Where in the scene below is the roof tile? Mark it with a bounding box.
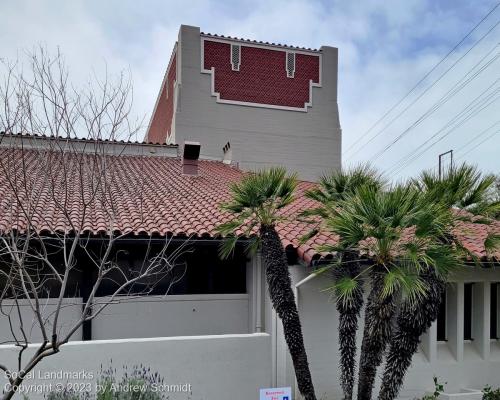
[0,147,498,263]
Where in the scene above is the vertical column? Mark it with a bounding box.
[473,282,490,359]
[255,251,263,333]
[81,258,92,341]
[447,282,464,361]
[421,321,437,362]
[247,254,255,333]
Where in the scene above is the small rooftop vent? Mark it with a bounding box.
[182,141,201,175]
[222,141,232,164]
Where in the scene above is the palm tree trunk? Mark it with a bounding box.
[334,253,364,400]
[357,268,396,400]
[260,224,316,400]
[378,272,445,400]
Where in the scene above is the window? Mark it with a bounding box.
[464,283,474,340]
[492,283,499,340]
[230,44,241,71]
[286,52,295,78]
[437,289,447,341]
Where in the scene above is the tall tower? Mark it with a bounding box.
[146,25,342,181]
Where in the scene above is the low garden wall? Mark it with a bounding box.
[0,333,272,400]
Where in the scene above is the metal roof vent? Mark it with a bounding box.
[182,141,201,175]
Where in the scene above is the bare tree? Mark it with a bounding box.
[0,48,189,400]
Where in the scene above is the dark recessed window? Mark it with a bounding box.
[437,289,447,341]
[464,283,474,341]
[491,283,499,340]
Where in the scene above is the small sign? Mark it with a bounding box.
[259,387,292,400]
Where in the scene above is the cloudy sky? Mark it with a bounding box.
[1,0,499,180]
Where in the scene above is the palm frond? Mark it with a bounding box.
[484,233,500,256]
[326,276,361,307]
[215,218,244,236]
[244,235,261,255]
[218,234,240,259]
[299,228,320,245]
[216,167,298,247]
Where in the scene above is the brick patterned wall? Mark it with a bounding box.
[147,52,177,143]
[203,40,320,109]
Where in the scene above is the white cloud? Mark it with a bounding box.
[0,0,498,180]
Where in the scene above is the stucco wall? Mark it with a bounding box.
[173,25,342,182]
[92,294,250,339]
[0,298,83,344]
[0,333,272,400]
[0,295,250,345]
[286,265,500,400]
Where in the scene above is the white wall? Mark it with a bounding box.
[0,294,250,344]
[0,298,83,344]
[92,294,249,339]
[0,333,271,400]
[285,265,500,400]
[174,25,342,182]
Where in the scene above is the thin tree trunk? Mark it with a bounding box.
[357,268,396,400]
[334,253,364,400]
[378,272,445,400]
[260,225,316,400]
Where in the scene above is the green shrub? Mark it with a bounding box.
[44,364,167,400]
[415,377,446,400]
[96,364,164,400]
[483,386,500,400]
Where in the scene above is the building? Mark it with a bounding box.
[0,26,499,400]
[146,25,342,182]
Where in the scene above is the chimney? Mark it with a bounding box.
[222,142,232,165]
[182,141,201,175]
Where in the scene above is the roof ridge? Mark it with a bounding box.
[0,131,178,147]
[200,32,321,52]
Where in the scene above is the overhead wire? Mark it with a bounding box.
[387,81,500,174]
[343,2,500,160]
[368,42,500,163]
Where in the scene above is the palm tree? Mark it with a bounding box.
[378,271,446,400]
[323,184,458,400]
[301,165,382,400]
[415,163,500,218]
[216,167,317,400]
[377,164,500,400]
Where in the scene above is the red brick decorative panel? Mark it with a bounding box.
[202,40,320,110]
[146,51,177,144]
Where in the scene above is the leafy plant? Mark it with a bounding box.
[483,386,500,400]
[415,376,446,400]
[216,167,317,400]
[44,364,168,400]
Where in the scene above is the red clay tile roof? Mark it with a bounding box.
[200,32,320,52]
[0,146,498,264]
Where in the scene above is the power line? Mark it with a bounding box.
[390,86,500,174]
[455,125,500,161]
[454,120,500,154]
[387,80,500,174]
[368,44,500,163]
[348,18,500,160]
[343,2,500,158]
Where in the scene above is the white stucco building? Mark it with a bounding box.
[146,25,342,182]
[0,25,499,400]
